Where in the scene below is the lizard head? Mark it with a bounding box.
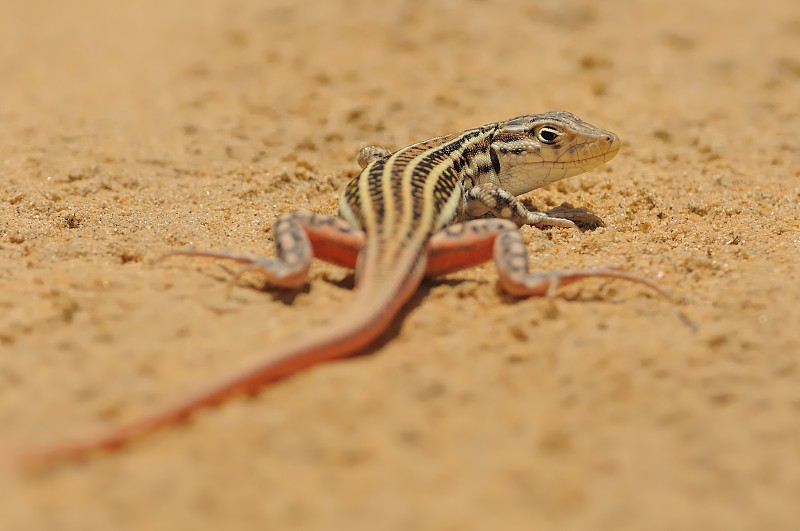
[489,111,621,195]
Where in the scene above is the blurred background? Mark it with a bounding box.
[2,1,799,530]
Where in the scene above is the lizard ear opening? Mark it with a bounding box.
[489,146,501,174]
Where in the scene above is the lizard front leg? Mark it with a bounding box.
[164,212,364,287]
[464,182,603,229]
[425,219,670,299]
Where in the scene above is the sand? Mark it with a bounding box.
[2,0,799,529]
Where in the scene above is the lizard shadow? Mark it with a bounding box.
[317,274,477,358]
[364,278,466,354]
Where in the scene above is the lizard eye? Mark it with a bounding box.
[536,126,561,144]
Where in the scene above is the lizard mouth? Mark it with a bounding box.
[543,142,621,170]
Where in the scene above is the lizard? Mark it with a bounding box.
[18,111,669,467]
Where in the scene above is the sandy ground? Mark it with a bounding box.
[1,0,799,529]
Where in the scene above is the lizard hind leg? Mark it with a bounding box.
[162,212,364,289]
[493,228,672,299]
[356,145,392,169]
[424,218,671,299]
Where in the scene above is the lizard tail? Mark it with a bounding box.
[15,249,427,469]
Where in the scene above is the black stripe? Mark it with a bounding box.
[490,148,501,174]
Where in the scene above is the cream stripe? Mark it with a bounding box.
[356,160,376,232]
[378,148,407,238]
